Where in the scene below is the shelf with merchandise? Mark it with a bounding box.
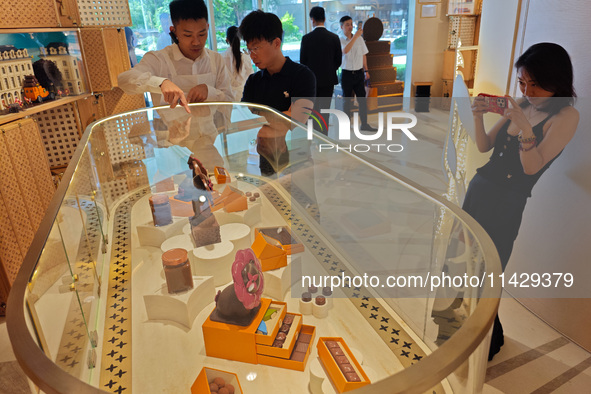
[0,29,90,124]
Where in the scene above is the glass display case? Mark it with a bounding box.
[7,102,501,393]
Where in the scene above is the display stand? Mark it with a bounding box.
[137,217,188,248]
[143,276,215,329]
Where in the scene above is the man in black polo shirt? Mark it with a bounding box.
[239,10,316,175]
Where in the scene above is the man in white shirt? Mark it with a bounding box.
[118,0,232,112]
[339,16,376,131]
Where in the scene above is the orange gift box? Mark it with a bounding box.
[317,337,370,393]
[202,298,271,364]
[214,166,230,184]
[251,232,288,271]
[257,325,316,371]
[191,367,243,394]
[256,313,302,359]
[254,226,304,255]
[255,301,287,346]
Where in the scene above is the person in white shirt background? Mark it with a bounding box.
[222,25,254,101]
[118,0,232,112]
[156,13,173,51]
[118,0,232,170]
[339,15,376,132]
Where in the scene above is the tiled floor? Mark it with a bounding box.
[2,107,589,393]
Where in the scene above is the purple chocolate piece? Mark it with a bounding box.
[322,286,332,296]
[308,285,318,294]
[345,372,361,382]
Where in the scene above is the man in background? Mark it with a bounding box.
[300,6,341,134]
[339,15,376,132]
[239,10,315,175]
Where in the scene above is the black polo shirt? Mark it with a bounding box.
[241,56,316,112]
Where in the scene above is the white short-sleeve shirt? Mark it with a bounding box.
[340,35,368,71]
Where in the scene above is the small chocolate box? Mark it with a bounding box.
[317,337,370,393]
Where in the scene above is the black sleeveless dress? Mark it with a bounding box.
[462,115,557,269]
[462,114,558,360]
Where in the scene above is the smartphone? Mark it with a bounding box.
[478,93,508,115]
[357,21,363,30]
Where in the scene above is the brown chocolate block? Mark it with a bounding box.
[283,314,294,325]
[298,333,312,344]
[329,347,344,356]
[290,351,306,362]
[335,355,350,364]
[280,323,291,333]
[295,342,308,353]
[345,372,361,382]
[339,363,355,374]
[276,332,287,341]
[325,340,339,348]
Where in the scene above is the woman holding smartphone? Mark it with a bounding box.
[466,42,579,360]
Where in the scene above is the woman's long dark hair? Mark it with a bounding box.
[515,42,576,114]
[227,26,242,73]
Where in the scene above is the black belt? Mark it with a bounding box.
[342,68,364,74]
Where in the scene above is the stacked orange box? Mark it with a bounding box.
[317,337,370,392]
[191,367,243,394]
[202,298,316,371]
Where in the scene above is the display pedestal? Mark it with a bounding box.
[219,223,251,250]
[136,217,187,247]
[262,256,299,300]
[143,276,215,329]
[192,240,235,286]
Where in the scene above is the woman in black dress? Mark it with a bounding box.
[465,42,579,360]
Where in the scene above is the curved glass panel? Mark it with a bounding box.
[9,103,501,394]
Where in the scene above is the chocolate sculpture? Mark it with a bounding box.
[210,249,264,326]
